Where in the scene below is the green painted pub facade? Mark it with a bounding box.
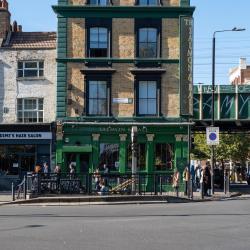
[53,0,195,185]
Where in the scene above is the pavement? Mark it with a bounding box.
[0,190,242,206]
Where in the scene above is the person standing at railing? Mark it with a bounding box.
[54,165,61,191]
[69,163,76,179]
[172,169,180,197]
[42,162,49,179]
[93,168,101,192]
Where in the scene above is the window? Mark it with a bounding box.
[127,143,146,171]
[99,143,119,171]
[88,80,107,115]
[17,98,43,123]
[89,27,108,57]
[155,143,174,171]
[139,28,157,58]
[138,0,158,5]
[139,81,157,115]
[18,61,44,78]
[89,0,109,5]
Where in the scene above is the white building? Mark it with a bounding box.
[0,0,56,182]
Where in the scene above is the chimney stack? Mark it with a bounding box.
[0,0,10,40]
[239,58,247,70]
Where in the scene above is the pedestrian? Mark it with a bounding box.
[195,164,201,191]
[69,163,75,179]
[93,168,101,191]
[42,162,49,178]
[182,166,190,196]
[204,164,211,196]
[103,164,110,186]
[172,169,180,197]
[54,165,61,191]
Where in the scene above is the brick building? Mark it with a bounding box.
[53,0,195,188]
[229,58,250,85]
[0,0,56,182]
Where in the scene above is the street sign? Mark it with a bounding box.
[206,127,219,145]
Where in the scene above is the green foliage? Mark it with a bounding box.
[191,133,250,165]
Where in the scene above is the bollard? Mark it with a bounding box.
[12,182,15,201]
[154,174,157,195]
[138,175,141,195]
[226,170,230,195]
[159,176,163,195]
[224,170,227,194]
[24,175,27,200]
[190,177,193,200]
[200,181,204,199]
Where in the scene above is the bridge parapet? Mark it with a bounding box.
[193,85,250,121]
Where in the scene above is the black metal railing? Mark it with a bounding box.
[23,172,192,198]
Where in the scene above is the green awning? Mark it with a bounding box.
[62,145,92,153]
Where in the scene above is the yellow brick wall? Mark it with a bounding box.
[113,0,135,6]
[67,18,85,58]
[162,0,180,6]
[162,18,179,59]
[161,63,180,117]
[68,0,86,4]
[67,63,85,117]
[112,19,135,58]
[112,63,134,117]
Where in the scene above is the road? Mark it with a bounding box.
[0,196,250,250]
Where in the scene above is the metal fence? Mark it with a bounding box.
[22,172,192,197]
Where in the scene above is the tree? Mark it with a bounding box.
[191,133,250,166]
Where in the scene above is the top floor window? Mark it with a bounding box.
[89,27,108,57]
[138,0,159,5]
[18,61,44,78]
[139,28,157,58]
[89,0,109,6]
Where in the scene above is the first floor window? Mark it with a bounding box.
[139,81,157,115]
[127,143,146,171]
[99,143,119,171]
[18,61,44,78]
[88,80,107,115]
[89,0,109,5]
[17,98,43,123]
[155,143,174,171]
[138,0,158,5]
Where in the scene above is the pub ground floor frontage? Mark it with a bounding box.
[56,123,190,190]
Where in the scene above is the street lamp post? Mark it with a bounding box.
[211,27,245,195]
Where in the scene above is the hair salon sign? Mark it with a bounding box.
[0,132,52,140]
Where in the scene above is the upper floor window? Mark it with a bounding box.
[138,0,159,5]
[88,80,107,115]
[17,98,43,123]
[89,0,109,5]
[89,27,108,57]
[139,28,157,58]
[18,61,44,78]
[138,81,157,115]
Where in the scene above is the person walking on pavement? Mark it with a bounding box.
[172,169,180,197]
[183,166,190,196]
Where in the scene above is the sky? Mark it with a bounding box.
[7,0,250,85]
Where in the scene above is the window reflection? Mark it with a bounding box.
[155,143,174,171]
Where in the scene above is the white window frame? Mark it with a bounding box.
[17,98,44,123]
[17,61,44,78]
